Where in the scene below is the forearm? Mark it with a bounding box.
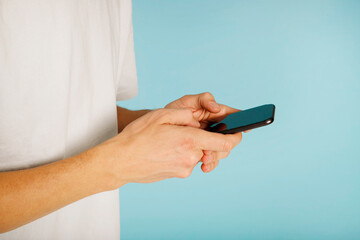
[0,148,119,233]
[116,106,151,133]
[0,106,149,233]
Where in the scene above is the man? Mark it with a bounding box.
[0,0,242,239]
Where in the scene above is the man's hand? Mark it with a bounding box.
[165,92,244,173]
[93,108,242,187]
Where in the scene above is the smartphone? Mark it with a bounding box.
[207,104,275,134]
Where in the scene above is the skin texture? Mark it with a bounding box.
[0,92,243,233]
[0,150,110,233]
[118,92,245,173]
[96,107,242,186]
[164,92,244,173]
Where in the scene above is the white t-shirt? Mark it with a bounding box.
[0,0,137,239]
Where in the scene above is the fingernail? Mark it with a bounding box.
[210,101,220,110]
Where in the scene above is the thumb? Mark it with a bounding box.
[198,93,221,113]
[155,108,200,128]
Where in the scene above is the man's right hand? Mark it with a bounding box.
[92,108,242,190]
[0,108,242,233]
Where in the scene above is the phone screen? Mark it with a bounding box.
[208,104,275,134]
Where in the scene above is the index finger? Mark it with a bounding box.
[191,128,243,152]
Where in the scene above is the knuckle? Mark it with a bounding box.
[187,154,199,165]
[202,92,214,99]
[179,156,192,168]
[180,154,198,168]
[177,169,192,179]
[222,141,233,152]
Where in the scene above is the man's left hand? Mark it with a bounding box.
[165,92,244,174]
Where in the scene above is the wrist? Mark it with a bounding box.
[117,107,152,133]
[80,142,127,192]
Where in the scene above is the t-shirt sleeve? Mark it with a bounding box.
[115,22,138,101]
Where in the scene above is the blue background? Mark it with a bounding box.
[117,1,360,239]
